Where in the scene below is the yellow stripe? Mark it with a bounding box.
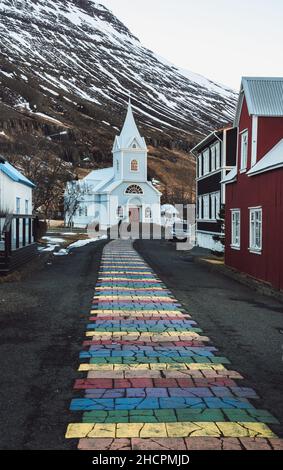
[78,363,225,372]
[66,422,276,439]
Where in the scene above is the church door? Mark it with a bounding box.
[129,207,140,223]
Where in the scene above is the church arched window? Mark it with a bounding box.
[130,159,139,172]
[125,184,143,195]
[145,207,152,219]
[117,206,124,218]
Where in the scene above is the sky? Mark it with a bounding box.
[100,0,283,90]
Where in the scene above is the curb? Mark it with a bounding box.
[195,256,283,304]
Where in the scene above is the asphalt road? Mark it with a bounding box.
[0,239,107,450]
[1,238,282,450]
[134,239,283,437]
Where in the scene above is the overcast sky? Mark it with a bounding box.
[100,0,283,90]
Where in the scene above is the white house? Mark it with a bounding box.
[65,101,161,229]
[0,157,34,215]
[0,157,35,269]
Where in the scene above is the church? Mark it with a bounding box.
[65,101,161,229]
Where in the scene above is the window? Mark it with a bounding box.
[210,194,216,220]
[231,210,241,248]
[130,159,139,172]
[240,131,248,170]
[25,200,29,214]
[125,184,143,194]
[198,196,203,219]
[203,149,210,175]
[210,145,216,172]
[145,207,152,219]
[203,195,209,219]
[84,206,88,217]
[16,197,21,214]
[79,206,83,217]
[117,206,124,218]
[116,160,119,171]
[215,192,220,219]
[215,142,221,169]
[198,154,204,177]
[249,208,262,252]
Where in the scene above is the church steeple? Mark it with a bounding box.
[114,100,147,151]
[112,100,148,182]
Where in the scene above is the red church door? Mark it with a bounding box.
[129,207,140,223]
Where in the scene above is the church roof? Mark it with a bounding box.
[114,100,147,150]
[84,167,114,181]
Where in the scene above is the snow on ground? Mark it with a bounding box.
[68,236,107,250]
[42,236,66,243]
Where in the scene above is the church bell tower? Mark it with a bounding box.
[112,100,148,182]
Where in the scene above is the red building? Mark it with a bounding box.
[224,77,283,291]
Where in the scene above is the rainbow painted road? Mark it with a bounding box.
[65,240,283,451]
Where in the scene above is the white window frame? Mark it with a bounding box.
[145,207,152,219]
[210,193,216,220]
[117,206,124,218]
[203,149,210,175]
[231,209,241,249]
[249,207,262,253]
[203,194,210,220]
[198,196,203,219]
[16,197,21,214]
[240,130,248,171]
[215,192,220,220]
[198,154,202,178]
[130,159,139,172]
[215,142,221,169]
[210,144,216,172]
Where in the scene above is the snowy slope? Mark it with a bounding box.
[0,0,237,138]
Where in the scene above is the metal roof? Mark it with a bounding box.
[0,159,35,188]
[234,77,283,125]
[247,138,283,176]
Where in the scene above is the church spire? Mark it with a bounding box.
[117,100,146,150]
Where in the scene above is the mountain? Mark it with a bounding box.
[0,0,238,202]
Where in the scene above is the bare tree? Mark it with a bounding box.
[9,152,76,220]
[64,181,83,227]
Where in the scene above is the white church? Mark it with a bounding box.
[65,101,161,229]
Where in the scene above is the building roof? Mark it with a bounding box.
[113,100,147,151]
[0,158,35,188]
[234,77,283,125]
[221,167,237,185]
[84,167,114,183]
[191,127,231,154]
[247,138,283,176]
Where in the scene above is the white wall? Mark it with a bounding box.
[0,171,33,214]
[69,181,161,230]
[197,231,224,253]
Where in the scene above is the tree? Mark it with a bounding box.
[8,152,76,220]
[64,181,84,227]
